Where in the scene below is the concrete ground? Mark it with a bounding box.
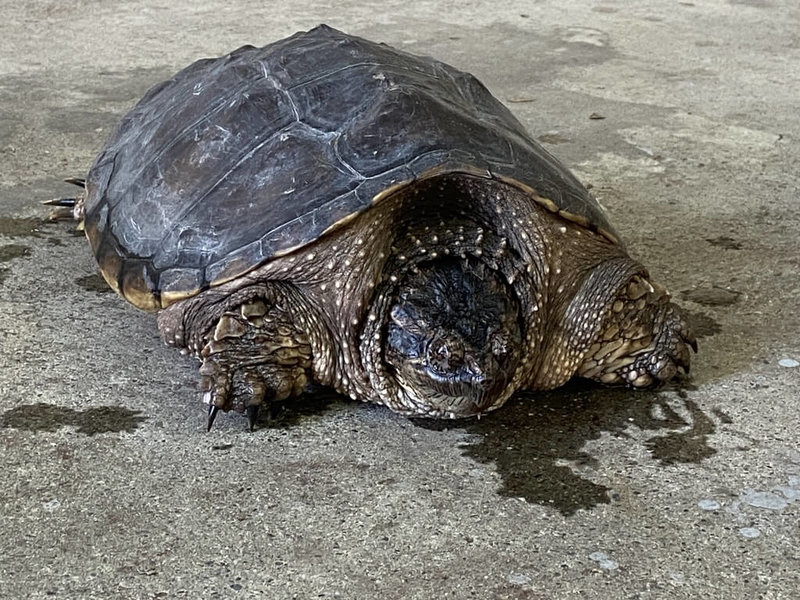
[1,1,799,598]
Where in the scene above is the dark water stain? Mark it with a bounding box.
[0,244,30,262]
[0,217,46,237]
[0,403,146,435]
[0,244,32,285]
[538,132,571,145]
[712,407,733,424]
[683,309,722,338]
[413,381,719,516]
[680,286,741,306]
[705,236,742,250]
[644,399,716,464]
[75,273,113,293]
[729,0,771,6]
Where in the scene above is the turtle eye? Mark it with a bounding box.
[431,339,450,363]
[426,337,463,375]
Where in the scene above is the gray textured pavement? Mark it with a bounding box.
[1,1,799,598]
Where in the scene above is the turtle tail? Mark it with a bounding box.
[43,177,87,227]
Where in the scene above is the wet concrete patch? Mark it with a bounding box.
[683,309,722,338]
[680,286,741,306]
[0,243,31,285]
[729,0,771,6]
[645,398,717,464]
[75,273,113,294]
[0,244,30,262]
[706,235,743,249]
[0,217,46,237]
[538,132,571,144]
[413,382,719,516]
[0,403,146,435]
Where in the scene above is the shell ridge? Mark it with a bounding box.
[263,68,301,122]
[285,61,382,91]
[332,134,366,180]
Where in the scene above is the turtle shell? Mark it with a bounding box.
[84,24,617,311]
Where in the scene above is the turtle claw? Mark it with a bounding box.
[246,405,260,431]
[199,351,276,431]
[207,405,220,431]
[244,375,267,431]
[64,176,86,188]
[42,197,77,207]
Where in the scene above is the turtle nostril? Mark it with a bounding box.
[490,333,509,357]
[427,336,466,373]
[427,339,451,370]
[464,356,488,385]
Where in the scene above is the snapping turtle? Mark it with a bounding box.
[64,25,695,429]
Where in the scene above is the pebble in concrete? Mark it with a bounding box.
[507,573,532,586]
[588,551,619,571]
[740,489,789,511]
[739,527,761,539]
[778,358,799,368]
[698,499,721,511]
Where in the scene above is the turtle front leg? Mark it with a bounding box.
[198,297,313,431]
[577,275,697,388]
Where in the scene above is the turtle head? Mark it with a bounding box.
[384,259,522,417]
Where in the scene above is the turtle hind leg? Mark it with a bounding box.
[43,197,78,221]
[196,297,313,431]
[577,275,696,388]
[44,177,87,223]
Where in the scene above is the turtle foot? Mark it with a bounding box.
[198,348,276,431]
[577,276,696,388]
[196,298,312,431]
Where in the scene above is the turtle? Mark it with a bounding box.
[58,24,696,430]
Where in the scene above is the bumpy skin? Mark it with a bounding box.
[157,175,695,426]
